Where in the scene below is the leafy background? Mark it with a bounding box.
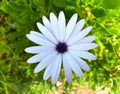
[0,0,120,94]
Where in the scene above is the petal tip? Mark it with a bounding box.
[24,48,27,52]
[89,26,93,29]
[93,36,96,39]
[36,22,41,27]
[42,16,46,19]
[34,69,38,73]
[36,22,39,25]
[43,77,47,81]
[80,19,85,23]
[93,56,97,60]
[50,12,54,16]
[26,34,29,38]
[51,81,56,85]
[74,13,78,18]
[26,60,30,63]
[95,44,98,48]
[60,11,64,14]
[86,67,90,72]
[27,59,32,63]
[67,80,72,84]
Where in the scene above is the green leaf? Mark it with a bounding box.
[108,28,120,35]
[107,41,114,52]
[0,10,4,16]
[52,0,68,8]
[93,0,103,5]
[91,8,106,17]
[0,1,11,13]
[102,0,120,9]
[8,1,26,11]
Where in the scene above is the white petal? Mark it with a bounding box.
[27,49,54,63]
[27,51,50,63]
[69,19,85,40]
[43,61,54,80]
[30,31,45,39]
[27,54,42,63]
[65,53,83,78]
[58,11,66,42]
[42,16,53,33]
[25,46,53,54]
[69,52,90,71]
[77,58,90,71]
[63,53,72,83]
[74,19,85,34]
[34,52,58,73]
[37,22,57,44]
[69,43,98,51]
[65,13,78,41]
[50,12,59,40]
[69,50,97,60]
[78,36,96,43]
[51,54,62,85]
[26,34,55,47]
[67,26,92,45]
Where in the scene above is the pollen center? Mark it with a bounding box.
[56,42,68,54]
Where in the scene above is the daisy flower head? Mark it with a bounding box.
[25,11,98,85]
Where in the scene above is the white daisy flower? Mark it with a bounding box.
[25,11,98,85]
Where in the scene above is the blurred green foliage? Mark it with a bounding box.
[0,0,120,94]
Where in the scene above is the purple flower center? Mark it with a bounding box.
[56,42,68,54]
